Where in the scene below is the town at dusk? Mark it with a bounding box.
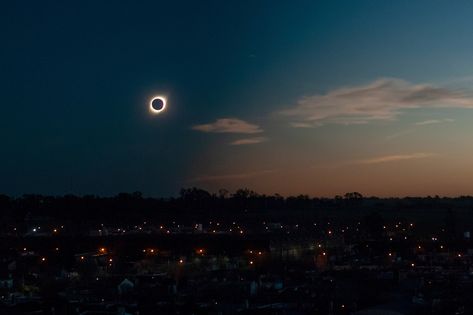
[3,1,473,314]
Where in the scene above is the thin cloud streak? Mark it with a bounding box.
[230,137,267,145]
[187,170,275,183]
[192,118,263,134]
[291,122,322,128]
[386,118,455,140]
[281,78,473,126]
[354,153,436,165]
[385,129,415,141]
[414,118,454,126]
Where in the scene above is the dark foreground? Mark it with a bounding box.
[2,193,473,314]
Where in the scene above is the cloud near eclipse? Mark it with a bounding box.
[192,118,263,134]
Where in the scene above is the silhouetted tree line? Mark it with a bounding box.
[0,188,472,224]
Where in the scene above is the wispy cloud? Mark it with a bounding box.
[187,169,275,183]
[386,118,455,140]
[355,153,436,165]
[414,118,454,126]
[291,122,321,128]
[230,137,267,145]
[281,78,473,127]
[385,129,415,141]
[192,118,263,134]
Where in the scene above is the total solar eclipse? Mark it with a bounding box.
[149,96,167,114]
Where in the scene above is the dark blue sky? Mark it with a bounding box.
[3,1,473,197]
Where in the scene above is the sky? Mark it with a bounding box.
[2,0,473,197]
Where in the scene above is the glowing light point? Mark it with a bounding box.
[149,96,167,114]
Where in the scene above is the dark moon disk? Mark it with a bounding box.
[151,98,164,111]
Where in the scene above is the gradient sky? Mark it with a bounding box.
[2,0,473,197]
